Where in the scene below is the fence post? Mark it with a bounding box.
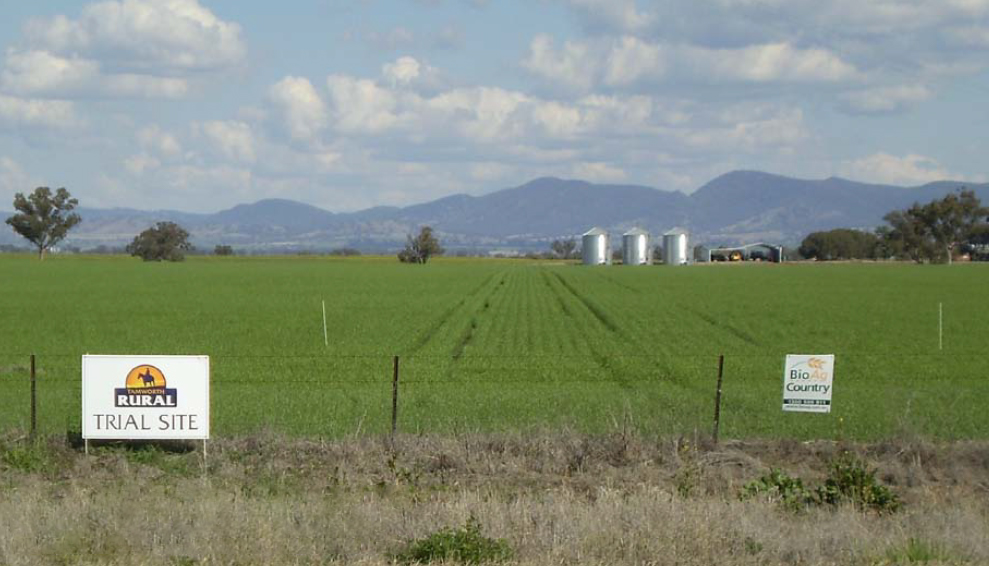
[30,354,37,440]
[712,354,724,444]
[391,355,400,438]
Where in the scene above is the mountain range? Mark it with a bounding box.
[2,171,987,252]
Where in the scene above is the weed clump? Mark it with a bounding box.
[0,440,63,476]
[742,453,900,514]
[394,516,513,565]
[815,453,900,514]
[741,469,814,511]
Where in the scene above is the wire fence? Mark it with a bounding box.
[1,352,986,440]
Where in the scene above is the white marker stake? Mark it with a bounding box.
[939,302,943,351]
[322,299,329,348]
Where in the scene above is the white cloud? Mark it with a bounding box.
[578,94,657,130]
[382,56,421,85]
[0,94,78,130]
[840,153,965,185]
[268,76,327,142]
[603,36,665,86]
[200,120,255,163]
[24,0,246,71]
[1,49,189,98]
[530,101,583,137]
[838,85,932,114]
[522,35,597,91]
[123,153,161,174]
[571,161,628,183]
[684,107,809,151]
[523,36,857,91]
[684,42,858,82]
[126,124,183,176]
[326,75,400,134]
[423,87,528,141]
[0,156,34,195]
[137,125,182,157]
[0,0,243,101]
[1,50,97,94]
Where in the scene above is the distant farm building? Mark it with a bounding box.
[699,243,784,263]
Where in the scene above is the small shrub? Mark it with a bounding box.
[741,469,813,511]
[741,455,901,514]
[815,453,901,513]
[394,516,513,565]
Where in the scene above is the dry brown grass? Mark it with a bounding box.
[1,430,987,565]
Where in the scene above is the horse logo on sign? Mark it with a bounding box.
[114,365,178,407]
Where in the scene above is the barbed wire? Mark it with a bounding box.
[0,351,983,359]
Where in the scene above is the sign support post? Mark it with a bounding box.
[939,302,943,351]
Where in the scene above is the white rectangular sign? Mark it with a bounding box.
[82,355,210,439]
[782,354,834,413]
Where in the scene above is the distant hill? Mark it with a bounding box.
[2,171,987,251]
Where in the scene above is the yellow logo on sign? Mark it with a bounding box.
[115,365,177,407]
[125,365,166,389]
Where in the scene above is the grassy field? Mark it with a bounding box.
[1,254,986,439]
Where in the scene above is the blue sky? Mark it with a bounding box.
[1,0,987,213]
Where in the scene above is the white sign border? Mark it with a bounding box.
[82,354,210,440]
[782,354,835,414]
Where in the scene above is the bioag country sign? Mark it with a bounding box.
[782,354,835,413]
[82,355,209,440]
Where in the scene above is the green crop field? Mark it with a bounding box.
[1,254,986,440]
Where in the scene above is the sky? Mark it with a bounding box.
[0,0,988,213]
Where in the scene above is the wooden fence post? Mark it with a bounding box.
[391,355,400,438]
[712,354,724,444]
[30,354,37,440]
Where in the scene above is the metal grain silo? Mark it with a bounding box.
[582,227,611,265]
[662,229,690,265]
[622,228,650,265]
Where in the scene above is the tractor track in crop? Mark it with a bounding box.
[685,306,760,346]
[543,272,631,389]
[450,274,505,361]
[588,270,642,293]
[550,272,623,335]
[406,273,499,355]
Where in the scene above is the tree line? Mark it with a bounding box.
[4,186,445,263]
[7,185,988,264]
[799,189,989,262]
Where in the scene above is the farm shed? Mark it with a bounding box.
[700,243,784,263]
